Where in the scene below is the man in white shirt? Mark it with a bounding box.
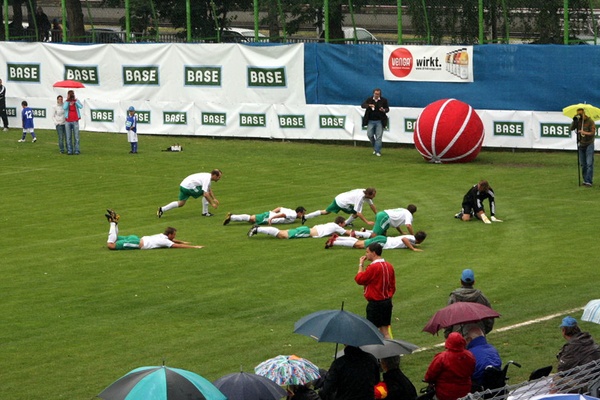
[248,216,356,239]
[325,232,426,251]
[303,188,377,226]
[223,206,306,226]
[105,209,203,250]
[363,205,416,238]
[157,169,221,218]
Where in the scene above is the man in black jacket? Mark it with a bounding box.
[320,345,380,400]
[361,88,389,157]
[0,79,8,131]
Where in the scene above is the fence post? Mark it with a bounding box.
[397,0,402,44]
[186,0,191,42]
[478,0,484,43]
[564,0,569,44]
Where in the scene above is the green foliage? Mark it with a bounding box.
[1,131,599,399]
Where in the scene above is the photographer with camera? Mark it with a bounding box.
[63,90,83,155]
[361,88,389,157]
[570,108,596,187]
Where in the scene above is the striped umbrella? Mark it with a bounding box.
[582,299,600,324]
[98,366,226,400]
[254,355,321,386]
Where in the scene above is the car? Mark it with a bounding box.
[221,27,268,43]
[342,27,379,42]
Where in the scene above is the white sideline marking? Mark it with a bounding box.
[413,307,584,353]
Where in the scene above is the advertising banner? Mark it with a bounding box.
[383,45,473,82]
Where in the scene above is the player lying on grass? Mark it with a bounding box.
[223,206,306,226]
[105,209,203,250]
[247,215,369,239]
[325,231,427,251]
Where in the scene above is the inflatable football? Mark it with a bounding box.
[413,98,484,163]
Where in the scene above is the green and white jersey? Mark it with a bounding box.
[140,233,174,249]
[384,208,413,228]
[313,222,347,238]
[383,235,415,250]
[335,188,372,213]
[180,172,211,194]
[269,207,297,224]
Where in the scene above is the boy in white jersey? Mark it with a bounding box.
[303,188,377,226]
[325,232,427,251]
[223,206,306,226]
[248,216,364,239]
[158,169,221,218]
[105,209,203,250]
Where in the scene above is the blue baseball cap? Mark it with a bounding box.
[560,316,578,328]
[461,269,475,284]
[128,106,135,112]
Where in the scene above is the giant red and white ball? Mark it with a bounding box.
[413,98,484,163]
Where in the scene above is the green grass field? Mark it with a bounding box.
[1,129,599,399]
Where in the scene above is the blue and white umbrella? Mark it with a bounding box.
[582,299,600,324]
[255,355,321,386]
[98,365,226,400]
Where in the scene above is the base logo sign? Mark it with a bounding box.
[540,123,570,138]
[65,65,99,85]
[278,115,305,128]
[319,115,345,129]
[8,63,40,82]
[202,112,226,126]
[91,109,114,122]
[164,112,187,125]
[239,113,266,127]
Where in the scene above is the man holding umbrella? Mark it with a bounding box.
[570,108,596,187]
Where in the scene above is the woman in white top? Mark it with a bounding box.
[52,95,66,154]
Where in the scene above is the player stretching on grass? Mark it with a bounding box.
[247,215,365,240]
[302,188,377,226]
[223,206,306,226]
[325,232,427,251]
[157,169,221,218]
[105,209,203,250]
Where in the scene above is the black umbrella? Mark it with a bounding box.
[336,339,419,359]
[213,371,287,400]
[293,309,384,347]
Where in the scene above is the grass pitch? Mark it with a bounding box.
[1,130,598,399]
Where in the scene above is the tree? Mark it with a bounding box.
[65,0,86,42]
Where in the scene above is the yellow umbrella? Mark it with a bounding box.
[562,103,600,121]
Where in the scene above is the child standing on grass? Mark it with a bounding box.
[18,101,36,143]
[125,106,138,154]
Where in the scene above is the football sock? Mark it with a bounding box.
[354,230,371,239]
[257,227,279,237]
[202,198,209,214]
[162,201,179,212]
[345,216,356,225]
[107,222,118,243]
[333,237,358,247]
[305,211,321,219]
[232,214,250,222]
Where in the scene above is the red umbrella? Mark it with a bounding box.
[423,302,500,335]
[53,80,85,88]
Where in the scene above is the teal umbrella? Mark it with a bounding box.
[98,365,226,400]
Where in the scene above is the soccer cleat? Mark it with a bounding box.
[157,207,163,218]
[202,212,214,217]
[105,213,113,223]
[301,215,307,225]
[32,137,37,143]
[17,139,25,142]
[106,209,120,223]
[223,212,232,226]
[325,233,339,249]
[454,212,463,219]
[360,227,366,232]
[247,225,259,237]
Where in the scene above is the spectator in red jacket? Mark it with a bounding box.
[424,332,476,400]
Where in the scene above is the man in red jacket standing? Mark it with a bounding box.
[355,242,396,339]
[424,332,476,400]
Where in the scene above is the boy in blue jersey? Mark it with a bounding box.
[18,101,37,143]
[125,106,138,153]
